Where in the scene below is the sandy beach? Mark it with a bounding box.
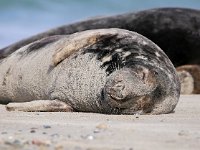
[0,95,199,150]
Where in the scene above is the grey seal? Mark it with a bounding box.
[176,65,200,94]
[0,29,180,114]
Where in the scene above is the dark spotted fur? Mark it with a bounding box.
[84,35,171,76]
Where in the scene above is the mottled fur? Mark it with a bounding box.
[0,29,180,114]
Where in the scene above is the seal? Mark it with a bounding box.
[1,8,200,67]
[176,65,200,94]
[0,29,180,114]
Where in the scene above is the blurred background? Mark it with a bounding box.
[0,0,200,48]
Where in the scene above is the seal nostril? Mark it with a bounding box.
[107,83,126,101]
[114,83,125,89]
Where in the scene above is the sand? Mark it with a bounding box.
[0,95,200,150]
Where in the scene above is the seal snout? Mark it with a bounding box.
[104,69,134,108]
[103,67,158,114]
[106,80,126,101]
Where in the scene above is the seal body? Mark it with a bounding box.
[176,65,200,94]
[0,29,180,114]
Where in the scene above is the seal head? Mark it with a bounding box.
[103,66,157,114]
[77,29,180,115]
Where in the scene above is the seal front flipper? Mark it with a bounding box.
[6,100,73,112]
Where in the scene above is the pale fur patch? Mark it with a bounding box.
[52,32,115,66]
[142,41,148,45]
[102,55,112,63]
[135,55,148,60]
[53,34,100,66]
[115,49,123,52]
[177,70,194,94]
[155,51,161,57]
[122,51,131,58]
